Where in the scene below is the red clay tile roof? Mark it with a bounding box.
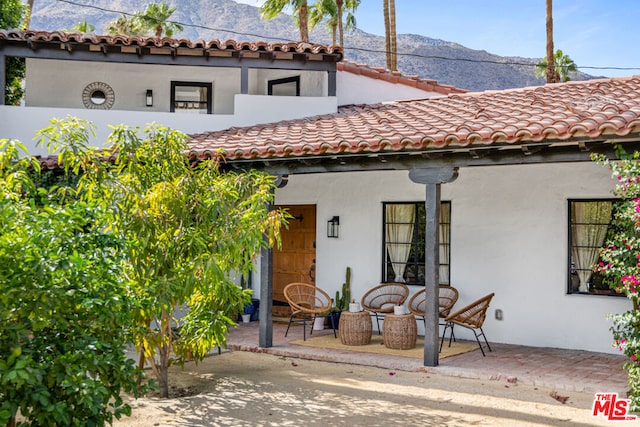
[188,76,640,162]
[338,61,466,95]
[0,29,343,60]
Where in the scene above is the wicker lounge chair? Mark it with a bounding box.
[408,285,459,329]
[440,292,495,356]
[361,282,410,333]
[283,282,337,341]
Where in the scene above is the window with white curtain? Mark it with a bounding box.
[568,199,623,296]
[382,201,451,286]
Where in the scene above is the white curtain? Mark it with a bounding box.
[198,87,208,114]
[386,204,415,282]
[439,204,451,284]
[571,201,612,292]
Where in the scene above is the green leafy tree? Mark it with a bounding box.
[135,1,183,38]
[0,0,27,104]
[37,117,286,398]
[0,139,149,426]
[261,0,310,43]
[535,49,578,83]
[593,148,640,409]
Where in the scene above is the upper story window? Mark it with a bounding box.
[268,76,300,96]
[568,199,624,296]
[170,82,212,114]
[382,201,451,286]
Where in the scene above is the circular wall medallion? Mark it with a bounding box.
[82,82,115,110]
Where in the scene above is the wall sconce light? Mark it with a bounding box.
[146,89,153,107]
[327,216,339,238]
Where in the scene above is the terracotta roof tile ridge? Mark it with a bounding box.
[337,60,466,95]
[442,75,640,99]
[0,29,343,56]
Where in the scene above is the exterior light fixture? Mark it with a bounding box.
[327,216,339,238]
[146,89,153,107]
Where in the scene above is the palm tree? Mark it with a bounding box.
[261,0,310,43]
[71,20,95,33]
[105,14,144,36]
[135,1,183,39]
[25,0,34,28]
[310,0,359,47]
[383,0,397,71]
[535,49,578,82]
[545,0,556,83]
[310,0,338,45]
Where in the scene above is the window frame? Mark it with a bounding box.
[267,76,300,96]
[567,198,623,296]
[381,201,451,286]
[170,81,213,114]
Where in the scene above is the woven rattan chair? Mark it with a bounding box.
[283,283,337,341]
[361,282,410,334]
[408,285,459,331]
[440,292,495,356]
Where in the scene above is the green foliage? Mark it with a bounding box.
[135,1,183,38]
[0,0,27,104]
[105,2,183,37]
[0,139,149,426]
[334,266,351,310]
[69,19,95,33]
[37,117,285,398]
[105,14,145,36]
[593,148,640,409]
[534,49,578,83]
[261,0,310,42]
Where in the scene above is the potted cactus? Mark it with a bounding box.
[331,267,351,328]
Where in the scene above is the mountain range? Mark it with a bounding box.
[28,0,596,92]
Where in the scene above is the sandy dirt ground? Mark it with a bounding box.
[113,350,623,427]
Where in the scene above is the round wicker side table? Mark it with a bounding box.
[382,313,417,350]
[339,311,372,346]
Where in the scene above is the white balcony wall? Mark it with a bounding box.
[0,94,337,156]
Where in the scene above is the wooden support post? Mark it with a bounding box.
[409,167,458,367]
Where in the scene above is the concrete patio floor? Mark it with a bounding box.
[226,319,629,396]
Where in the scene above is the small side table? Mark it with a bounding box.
[383,313,417,350]
[339,311,372,346]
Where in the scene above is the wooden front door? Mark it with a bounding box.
[272,204,316,317]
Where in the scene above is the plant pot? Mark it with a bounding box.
[313,316,325,330]
[330,310,342,329]
[242,314,251,323]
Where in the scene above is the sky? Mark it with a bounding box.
[236,0,639,78]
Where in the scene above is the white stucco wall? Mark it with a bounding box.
[25,59,330,113]
[268,162,631,354]
[336,71,444,106]
[26,59,242,114]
